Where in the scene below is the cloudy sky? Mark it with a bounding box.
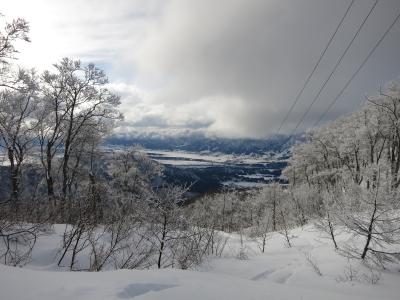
[2,0,400,138]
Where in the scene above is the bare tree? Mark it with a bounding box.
[0,17,29,64]
[145,185,187,269]
[41,58,122,201]
[337,170,400,266]
[250,214,271,253]
[35,70,69,198]
[0,69,39,203]
[0,15,30,88]
[314,190,341,250]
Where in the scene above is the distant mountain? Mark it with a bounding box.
[105,133,302,156]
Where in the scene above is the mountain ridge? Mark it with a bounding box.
[106,133,302,156]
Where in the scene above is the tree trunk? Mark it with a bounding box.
[361,192,378,259]
[45,143,55,197]
[327,212,338,250]
[157,214,168,269]
[8,148,20,204]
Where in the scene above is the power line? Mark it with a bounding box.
[276,0,355,134]
[289,0,378,136]
[313,11,400,127]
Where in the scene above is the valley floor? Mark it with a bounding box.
[1,225,400,300]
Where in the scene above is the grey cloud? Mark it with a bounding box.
[3,0,400,138]
[135,0,400,137]
[120,115,212,130]
[122,115,169,128]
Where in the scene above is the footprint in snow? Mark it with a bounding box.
[117,283,176,299]
[271,271,292,284]
[251,269,276,281]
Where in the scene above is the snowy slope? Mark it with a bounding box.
[1,225,399,300]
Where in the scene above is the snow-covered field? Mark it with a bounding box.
[1,224,399,300]
[145,149,276,167]
[222,180,270,188]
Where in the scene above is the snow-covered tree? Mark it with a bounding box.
[285,80,400,265]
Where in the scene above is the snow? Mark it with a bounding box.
[239,173,273,179]
[222,180,269,188]
[144,149,275,166]
[1,224,400,299]
[152,159,220,167]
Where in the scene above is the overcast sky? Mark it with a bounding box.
[2,0,400,138]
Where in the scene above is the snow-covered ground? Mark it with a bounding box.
[1,224,399,300]
[222,180,270,188]
[145,149,283,167]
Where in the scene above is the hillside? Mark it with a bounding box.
[1,224,399,300]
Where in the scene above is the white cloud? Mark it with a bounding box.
[2,0,400,138]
